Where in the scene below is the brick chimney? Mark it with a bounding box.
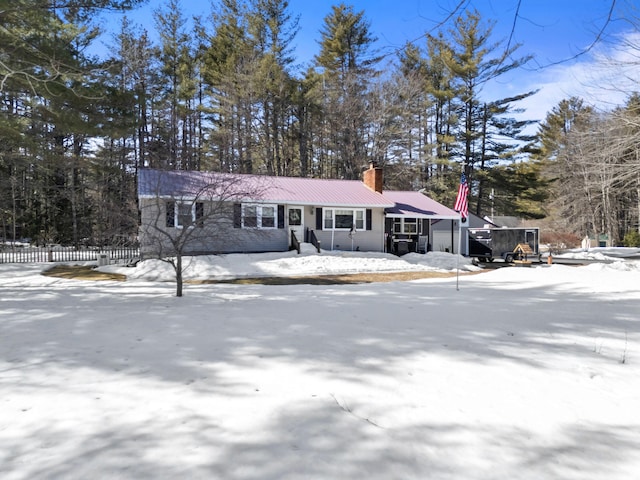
[363,162,383,193]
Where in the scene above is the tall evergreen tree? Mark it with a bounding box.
[89,17,152,245]
[154,0,200,170]
[0,0,142,244]
[536,97,597,237]
[397,36,457,202]
[248,0,299,175]
[314,3,381,179]
[201,0,256,173]
[538,95,640,244]
[436,9,535,215]
[291,68,322,177]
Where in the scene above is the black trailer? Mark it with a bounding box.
[468,227,540,262]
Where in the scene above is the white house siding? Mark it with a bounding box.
[312,208,386,252]
[431,228,459,253]
[138,198,290,256]
[313,230,381,252]
[431,214,490,255]
[213,229,289,253]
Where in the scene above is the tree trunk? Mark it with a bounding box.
[175,253,183,297]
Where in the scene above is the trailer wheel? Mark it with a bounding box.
[487,257,494,262]
[504,253,514,263]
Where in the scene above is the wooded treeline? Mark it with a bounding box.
[1,0,638,247]
[537,96,640,246]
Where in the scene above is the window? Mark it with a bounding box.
[335,209,353,229]
[262,206,275,228]
[324,209,333,229]
[242,204,277,229]
[244,205,258,228]
[393,218,419,234]
[177,203,192,228]
[288,208,302,226]
[404,218,418,234]
[166,201,203,228]
[323,209,365,230]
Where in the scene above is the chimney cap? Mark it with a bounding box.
[366,161,380,170]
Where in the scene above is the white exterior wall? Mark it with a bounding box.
[312,207,386,252]
[430,219,464,254]
[139,198,289,256]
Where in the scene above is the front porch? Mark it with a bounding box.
[383,191,461,256]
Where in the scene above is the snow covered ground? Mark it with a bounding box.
[1,249,639,479]
[115,247,481,282]
[551,246,640,260]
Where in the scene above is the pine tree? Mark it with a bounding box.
[291,68,322,177]
[154,0,200,170]
[314,3,381,179]
[536,97,597,237]
[436,9,534,215]
[0,0,142,245]
[247,0,299,175]
[397,36,458,201]
[200,0,255,173]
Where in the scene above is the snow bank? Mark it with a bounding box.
[107,248,481,282]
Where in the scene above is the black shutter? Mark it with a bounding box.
[366,209,372,231]
[195,202,204,227]
[277,205,285,229]
[166,202,175,227]
[316,207,322,230]
[233,203,242,228]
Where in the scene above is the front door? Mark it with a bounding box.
[288,206,304,243]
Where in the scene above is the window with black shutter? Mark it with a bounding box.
[235,203,281,228]
[234,204,242,228]
[195,202,204,227]
[166,201,175,227]
[277,205,285,228]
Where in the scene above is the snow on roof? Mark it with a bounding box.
[138,168,394,208]
[383,190,460,219]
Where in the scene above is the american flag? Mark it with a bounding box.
[454,172,469,220]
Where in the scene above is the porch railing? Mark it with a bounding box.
[309,229,321,253]
[290,230,301,254]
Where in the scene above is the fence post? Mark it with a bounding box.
[48,249,53,262]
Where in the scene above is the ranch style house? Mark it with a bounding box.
[137,164,461,257]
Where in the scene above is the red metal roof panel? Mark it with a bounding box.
[138,169,394,207]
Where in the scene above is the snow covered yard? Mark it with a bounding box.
[1,252,639,479]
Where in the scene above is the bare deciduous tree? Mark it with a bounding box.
[539,95,640,244]
[139,169,270,296]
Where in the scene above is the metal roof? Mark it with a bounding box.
[383,190,460,219]
[138,169,394,208]
[137,170,460,217]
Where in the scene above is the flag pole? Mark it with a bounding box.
[456,216,462,291]
[454,162,468,291]
[456,220,459,291]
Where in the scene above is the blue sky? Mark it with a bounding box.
[98,0,638,122]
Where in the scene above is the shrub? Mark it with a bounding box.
[622,230,640,247]
[540,230,581,252]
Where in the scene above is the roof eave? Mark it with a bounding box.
[139,194,393,208]
[386,213,460,219]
